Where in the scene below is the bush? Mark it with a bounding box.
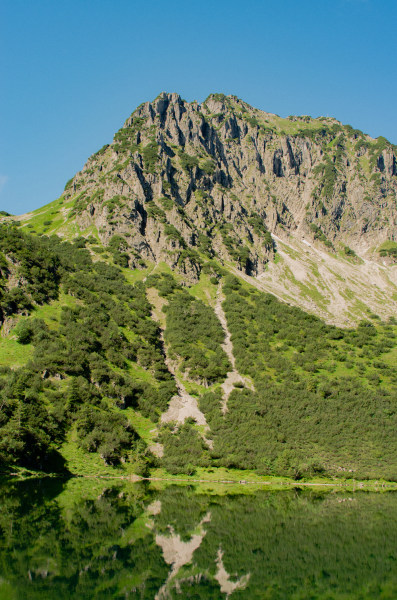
[179,151,199,172]
[141,141,159,172]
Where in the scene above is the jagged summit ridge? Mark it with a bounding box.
[12,92,397,322]
[67,92,396,265]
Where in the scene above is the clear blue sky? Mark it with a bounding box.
[1,0,396,215]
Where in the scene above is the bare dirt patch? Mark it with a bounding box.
[147,287,212,447]
[214,285,254,413]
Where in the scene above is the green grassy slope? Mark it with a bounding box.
[0,224,396,481]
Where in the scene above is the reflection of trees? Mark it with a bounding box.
[155,511,212,599]
[0,479,168,599]
[153,486,211,540]
[1,482,397,599]
[179,491,397,599]
[150,487,397,599]
[151,486,250,599]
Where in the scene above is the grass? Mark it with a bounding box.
[359,154,371,176]
[5,461,397,491]
[188,272,218,307]
[146,286,168,328]
[151,260,185,282]
[56,477,113,514]
[338,250,364,266]
[278,242,301,261]
[30,292,79,327]
[351,298,373,318]
[0,579,17,600]
[378,240,397,253]
[60,433,126,477]
[146,467,397,492]
[60,427,139,478]
[59,410,158,479]
[273,252,282,264]
[283,265,329,309]
[119,344,158,386]
[128,360,158,385]
[80,224,100,241]
[18,193,103,242]
[0,292,80,370]
[122,265,153,284]
[382,344,397,368]
[18,195,71,234]
[176,369,211,396]
[0,335,33,368]
[122,512,153,544]
[126,409,157,445]
[264,114,328,135]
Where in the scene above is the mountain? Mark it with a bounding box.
[0,93,396,481]
[14,91,397,324]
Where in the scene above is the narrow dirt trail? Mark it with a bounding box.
[146,288,212,448]
[214,285,255,413]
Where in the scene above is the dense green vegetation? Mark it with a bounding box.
[154,485,397,599]
[145,271,230,386]
[197,275,397,480]
[0,479,169,599]
[178,150,199,172]
[159,420,211,474]
[0,222,396,481]
[379,240,397,258]
[163,287,231,384]
[141,140,159,172]
[0,225,175,473]
[2,92,397,482]
[0,227,60,320]
[219,223,252,271]
[309,222,333,247]
[142,272,397,481]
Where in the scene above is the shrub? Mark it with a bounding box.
[179,151,199,172]
[141,141,159,172]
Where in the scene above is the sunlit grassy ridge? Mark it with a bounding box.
[14,193,101,242]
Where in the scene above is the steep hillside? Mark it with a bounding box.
[1,94,397,481]
[0,225,396,481]
[9,92,397,323]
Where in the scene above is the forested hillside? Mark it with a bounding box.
[0,223,396,480]
[0,226,175,473]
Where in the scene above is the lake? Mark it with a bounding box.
[0,478,396,599]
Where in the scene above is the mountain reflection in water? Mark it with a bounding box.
[0,478,396,599]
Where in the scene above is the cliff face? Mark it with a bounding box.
[7,93,397,324]
[62,93,397,279]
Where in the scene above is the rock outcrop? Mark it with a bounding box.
[59,93,396,281]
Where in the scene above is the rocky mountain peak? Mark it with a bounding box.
[9,93,397,324]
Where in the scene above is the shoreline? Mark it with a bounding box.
[2,470,397,490]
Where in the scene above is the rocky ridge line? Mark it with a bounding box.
[60,92,397,278]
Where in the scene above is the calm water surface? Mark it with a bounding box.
[0,478,396,599]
